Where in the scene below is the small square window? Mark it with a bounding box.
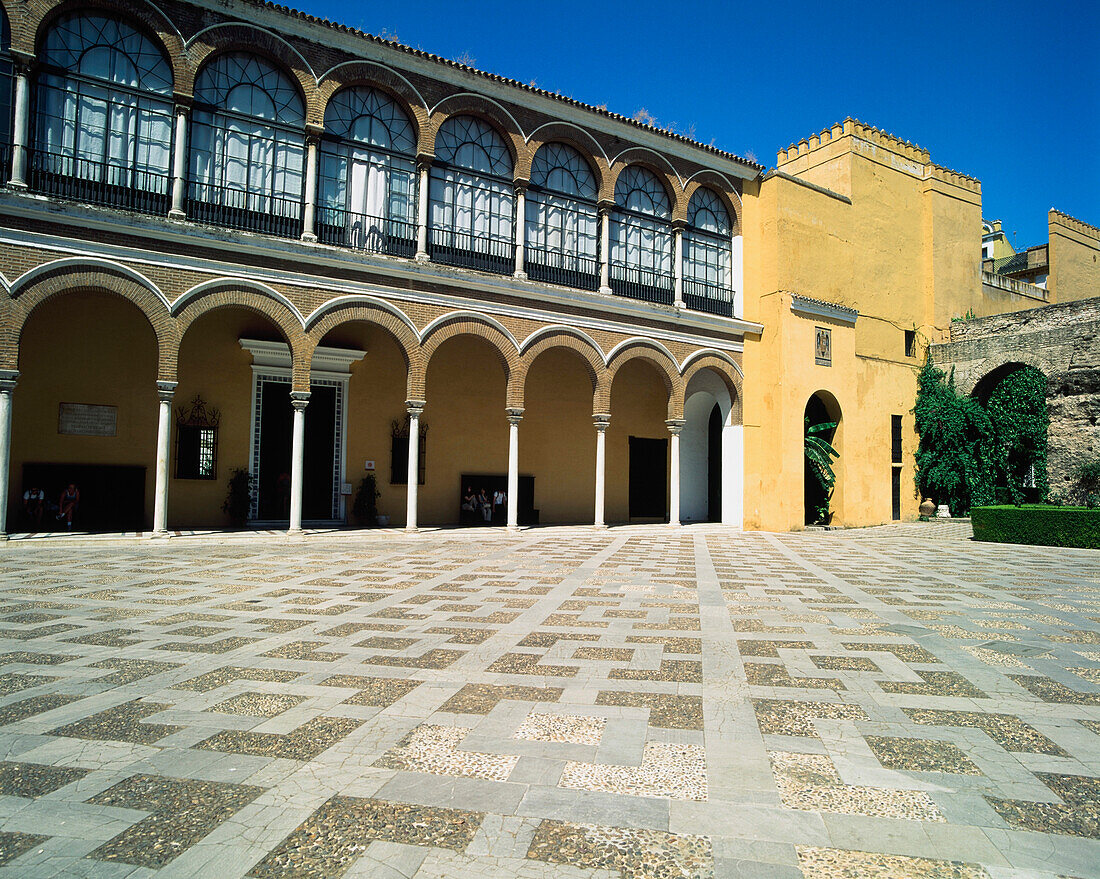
[904,330,916,358]
[815,327,831,366]
[390,417,426,485]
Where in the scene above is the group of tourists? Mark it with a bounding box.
[21,483,80,531]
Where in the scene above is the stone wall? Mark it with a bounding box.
[931,298,1100,496]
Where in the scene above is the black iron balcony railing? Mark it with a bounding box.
[316,206,416,258]
[682,278,734,317]
[28,149,170,217]
[187,182,302,240]
[428,226,514,276]
[608,261,675,306]
[524,243,599,291]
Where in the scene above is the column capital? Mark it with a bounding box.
[672,219,688,232]
[597,197,615,213]
[156,380,178,403]
[0,370,18,393]
[290,391,311,411]
[513,178,529,195]
[416,154,434,173]
[406,398,426,417]
[593,414,611,432]
[506,407,525,425]
[665,418,686,436]
[11,52,34,75]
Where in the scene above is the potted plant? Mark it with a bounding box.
[352,474,384,526]
[222,468,254,527]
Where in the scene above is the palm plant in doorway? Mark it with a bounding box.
[805,418,839,524]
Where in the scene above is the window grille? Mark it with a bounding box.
[390,416,426,485]
[175,396,220,480]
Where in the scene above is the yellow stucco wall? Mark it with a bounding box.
[1048,212,1100,304]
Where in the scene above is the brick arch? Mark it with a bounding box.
[183,24,315,112]
[604,151,681,208]
[419,314,521,406]
[515,329,606,413]
[174,284,310,390]
[5,263,177,380]
[604,341,683,420]
[315,63,429,146]
[424,96,524,174]
[965,356,1051,399]
[681,177,742,233]
[18,0,185,67]
[520,124,609,192]
[308,300,423,399]
[682,354,743,425]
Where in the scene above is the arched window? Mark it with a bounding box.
[609,166,673,304]
[0,8,12,183]
[428,115,514,274]
[33,12,174,214]
[526,142,599,290]
[317,86,417,256]
[683,188,733,316]
[188,52,305,238]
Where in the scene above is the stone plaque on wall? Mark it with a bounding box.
[815,327,832,366]
[58,403,117,437]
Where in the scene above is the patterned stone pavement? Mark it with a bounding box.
[0,523,1096,878]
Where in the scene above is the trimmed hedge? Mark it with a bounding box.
[971,505,1100,549]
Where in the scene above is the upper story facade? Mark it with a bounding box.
[0,0,761,328]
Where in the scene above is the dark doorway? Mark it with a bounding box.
[257,380,338,521]
[804,393,838,526]
[20,462,145,532]
[303,385,336,520]
[629,436,667,519]
[891,467,901,521]
[707,403,723,522]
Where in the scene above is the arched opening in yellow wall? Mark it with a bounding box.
[13,291,158,532]
[174,306,287,529]
[682,367,735,524]
[608,358,670,523]
[523,347,596,524]
[804,390,843,526]
[423,334,508,525]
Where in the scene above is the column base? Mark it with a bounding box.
[592,522,607,530]
[404,525,418,533]
[674,299,686,310]
[167,209,186,221]
[0,533,8,541]
[7,180,27,191]
[300,232,317,243]
[599,285,612,296]
[415,252,430,262]
[149,529,171,540]
[513,271,527,280]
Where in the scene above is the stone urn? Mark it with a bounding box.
[919,498,937,518]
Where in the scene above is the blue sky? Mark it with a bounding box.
[300,0,1097,246]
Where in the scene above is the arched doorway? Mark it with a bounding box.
[607,358,671,523]
[804,391,842,526]
[972,363,1048,504]
[681,368,734,523]
[13,291,158,532]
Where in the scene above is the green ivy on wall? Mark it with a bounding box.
[914,357,1049,515]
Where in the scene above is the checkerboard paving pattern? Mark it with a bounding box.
[0,523,1097,877]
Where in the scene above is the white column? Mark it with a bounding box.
[667,419,685,525]
[0,371,18,539]
[405,399,424,532]
[513,185,527,279]
[598,206,612,294]
[10,63,30,189]
[673,224,685,308]
[416,161,430,260]
[722,421,744,529]
[731,234,743,319]
[506,408,523,529]
[593,414,610,528]
[168,105,189,219]
[300,136,319,242]
[152,381,177,537]
[288,392,309,533]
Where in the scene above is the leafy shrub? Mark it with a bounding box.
[352,475,380,524]
[971,505,1100,549]
[222,468,253,525]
